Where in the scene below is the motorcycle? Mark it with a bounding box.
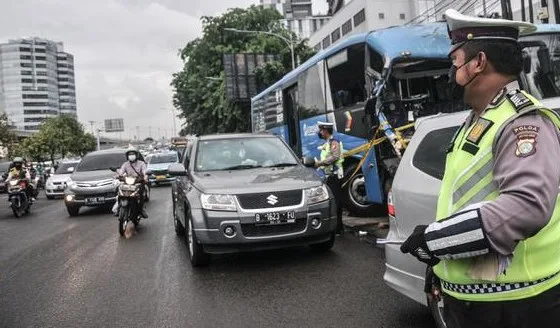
[116,175,144,236]
[8,178,31,217]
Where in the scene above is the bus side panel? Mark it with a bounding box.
[299,115,328,159]
[362,149,384,204]
[268,125,289,143]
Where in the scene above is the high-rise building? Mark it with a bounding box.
[0,37,77,131]
[260,0,284,13]
[260,0,332,40]
[308,0,490,51]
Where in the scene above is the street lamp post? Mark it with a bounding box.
[161,107,177,137]
[224,28,296,70]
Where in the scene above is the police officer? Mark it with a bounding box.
[400,10,560,328]
[315,121,344,235]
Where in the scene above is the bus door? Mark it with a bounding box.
[284,85,302,156]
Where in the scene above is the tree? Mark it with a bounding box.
[0,114,18,159]
[171,5,316,135]
[19,115,96,162]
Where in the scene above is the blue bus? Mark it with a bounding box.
[251,22,560,216]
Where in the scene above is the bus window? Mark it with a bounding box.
[297,60,327,119]
[326,43,366,111]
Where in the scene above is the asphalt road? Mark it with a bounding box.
[0,187,436,328]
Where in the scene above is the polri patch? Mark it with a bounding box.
[515,135,537,157]
[466,118,494,145]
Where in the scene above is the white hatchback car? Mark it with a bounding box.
[45,160,80,199]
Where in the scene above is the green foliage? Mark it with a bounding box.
[0,114,18,159]
[171,5,316,135]
[16,115,95,162]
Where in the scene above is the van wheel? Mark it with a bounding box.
[342,163,386,217]
[426,267,446,328]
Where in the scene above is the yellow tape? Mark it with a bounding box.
[340,122,415,189]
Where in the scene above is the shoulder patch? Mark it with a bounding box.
[513,125,539,158]
[506,90,534,112]
[466,118,494,145]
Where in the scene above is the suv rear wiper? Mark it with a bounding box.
[222,164,262,171]
[266,163,298,168]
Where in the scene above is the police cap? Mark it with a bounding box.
[445,9,536,52]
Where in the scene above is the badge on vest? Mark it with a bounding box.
[513,125,539,157]
[466,118,494,145]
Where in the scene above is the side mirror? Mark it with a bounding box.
[168,163,187,176]
[302,157,315,168]
[67,167,74,173]
[109,167,118,172]
[364,98,380,131]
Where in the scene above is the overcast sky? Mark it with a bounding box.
[0,0,327,139]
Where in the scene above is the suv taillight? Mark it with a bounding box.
[387,189,395,217]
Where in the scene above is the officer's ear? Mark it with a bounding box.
[473,51,488,74]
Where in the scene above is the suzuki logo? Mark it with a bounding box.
[266,194,278,205]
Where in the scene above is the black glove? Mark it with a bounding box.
[400,225,440,266]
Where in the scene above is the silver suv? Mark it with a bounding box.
[64,149,135,216]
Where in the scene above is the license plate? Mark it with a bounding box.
[255,211,296,225]
[156,175,166,181]
[85,197,105,205]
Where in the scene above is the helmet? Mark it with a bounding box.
[12,157,23,164]
[125,146,139,157]
[125,146,139,162]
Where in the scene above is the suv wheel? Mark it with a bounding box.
[66,205,80,217]
[173,201,185,236]
[185,211,209,267]
[310,232,335,252]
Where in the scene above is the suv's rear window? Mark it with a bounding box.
[412,126,459,180]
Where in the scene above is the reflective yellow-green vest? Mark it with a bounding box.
[319,137,344,176]
[435,91,560,302]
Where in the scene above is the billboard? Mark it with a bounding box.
[223,53,279,101]
[104,118,124,132]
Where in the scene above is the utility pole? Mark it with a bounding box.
[483,0,488,16]
[135,126,139,141]
[88,120,95,134]
[522,0,527,21]
[528,0,535,22]
[501,0,513,19]
[148,126,152,138]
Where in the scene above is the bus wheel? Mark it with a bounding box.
[342,163,386,217]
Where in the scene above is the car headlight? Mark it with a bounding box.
[305,185,330,204]
[200,194,237,211]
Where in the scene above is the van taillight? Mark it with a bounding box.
[387,189,395,217]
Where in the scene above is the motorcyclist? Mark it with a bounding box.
[5,157,34,201]
[118,147,149,218]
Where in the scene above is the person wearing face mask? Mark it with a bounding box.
[5,157,34,202]
[400,10,560,328]
[118,147,149,218]
[315,121,344,235]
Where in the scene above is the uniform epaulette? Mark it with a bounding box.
[506,90,534,112]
